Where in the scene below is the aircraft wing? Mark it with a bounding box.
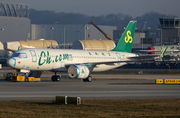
[138,49,180,52]
[88,59,155,65]
[128,54,159,59]
[64,58,155,68]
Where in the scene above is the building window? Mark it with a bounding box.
[156,38,160,43]
[149,32,156,36]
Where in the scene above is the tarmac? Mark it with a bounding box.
[0,68,180,101]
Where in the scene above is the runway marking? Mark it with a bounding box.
[156,79,163,84]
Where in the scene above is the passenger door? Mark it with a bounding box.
[29,50,37,62]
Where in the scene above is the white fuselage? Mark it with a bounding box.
[7,48,137,72]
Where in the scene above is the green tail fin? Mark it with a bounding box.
[112,21,137,53]
[160,46,168,58]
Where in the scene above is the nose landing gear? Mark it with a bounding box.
[51,72,92,82]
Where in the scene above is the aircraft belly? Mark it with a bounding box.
[51,68,67,72]
[26,62,54,71]
[92,63,127,72]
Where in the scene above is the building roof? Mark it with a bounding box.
[159,18,180,28]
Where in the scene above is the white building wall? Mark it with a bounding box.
[31,24,117,44]
[0,17,31,43]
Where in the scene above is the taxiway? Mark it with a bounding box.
[0,76,180,101]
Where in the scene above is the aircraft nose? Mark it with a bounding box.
[7,58,16,67]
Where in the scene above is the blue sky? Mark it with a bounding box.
[2,0,180,17]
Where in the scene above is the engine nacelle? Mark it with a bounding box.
[68,65,90,79]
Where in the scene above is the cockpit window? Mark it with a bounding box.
[11,53,20,57]
[11,52,27,58]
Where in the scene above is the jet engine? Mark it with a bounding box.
[68,65,90,79]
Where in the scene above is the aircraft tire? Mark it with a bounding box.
[87,76,92,82]
[83,78,87,82]
[56,75,61,82]
[83,76,92,82]
[51,75,56,82]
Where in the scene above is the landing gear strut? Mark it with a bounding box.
[24,72,30,82]
[51,72,61,82]
[83,76,92,82]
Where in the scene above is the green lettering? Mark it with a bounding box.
[55,55,58,62]
[59,54,62,61]
[63,54,68,60]
[38,51,46,66]
[46,51,51,64]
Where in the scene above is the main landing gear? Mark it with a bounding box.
[51,72,92,82]
[51,72,61,82]
[83,76,92,82]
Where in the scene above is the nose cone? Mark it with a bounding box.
[7,58,16,67]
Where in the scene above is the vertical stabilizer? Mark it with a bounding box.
[160,47,168,58]
[112,21,136,53]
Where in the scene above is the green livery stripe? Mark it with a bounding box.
[112,21,136,53]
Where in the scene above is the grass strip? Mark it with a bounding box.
[0,99,179,117]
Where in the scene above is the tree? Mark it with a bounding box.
[29,9,178,29]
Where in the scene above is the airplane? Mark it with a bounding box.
[6,21,165,82]
[138,45,180,55]
[138,46,180,61]
[138,47,168,59]
[138,49,180,53]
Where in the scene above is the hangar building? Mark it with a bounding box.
[31,24,117,47]
[0,2,31,44]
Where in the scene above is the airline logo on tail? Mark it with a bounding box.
[124,30,133,43]
[112,21,136,53]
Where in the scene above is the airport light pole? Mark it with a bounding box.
[55,21,58,41]
[160,25,162,46]
[62,25,66,49]
[78,30,80,40]
[142,27,144,49]
[144,22,147,29]
[84,26,89,50]
[1,28,4,43]
[51,27,54,48]
[42,26,46,48]
[42,26,46,39]
[141,22,147,49]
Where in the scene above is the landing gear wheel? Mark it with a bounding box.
[51,75,56,82]
[51,75,61,82]
[56,75,61,82]
[87,76,92,82]
[83,76,92,82]
[83,78,87,82]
